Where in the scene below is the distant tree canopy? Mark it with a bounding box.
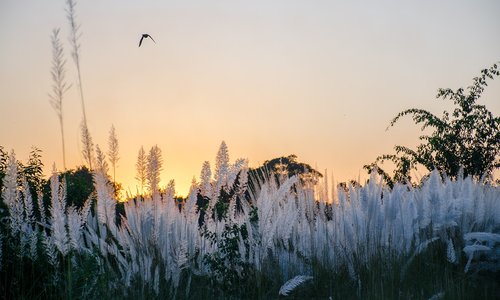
[365,63,500,187]
[42,166,94,209]
[248,154,322,191]
[193,154,321,227]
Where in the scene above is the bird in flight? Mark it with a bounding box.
[139,34,156,47]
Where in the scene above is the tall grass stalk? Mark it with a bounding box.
[108,125,119,183]
[49,28,70,170]
[66,0,86,124]
[66,0,94,170]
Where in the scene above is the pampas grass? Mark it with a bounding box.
[278,275,313,296]
[49,166,69,255]
[107,125,119,183]
[1,144,499,299]
[3,151,21,237]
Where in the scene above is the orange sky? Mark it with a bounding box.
[1,0,499,196]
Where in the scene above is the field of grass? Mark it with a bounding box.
[1,149,499,299]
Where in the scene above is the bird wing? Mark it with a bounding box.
[138,36,144,47]
[148,35,156,43]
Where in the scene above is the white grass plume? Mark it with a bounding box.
[94,169,117,235]
[214,141,229,191]
[107,124,119,182]
[21,178,38,259]
[80,122,94,169]
[279,275,313,296]
[3,151,22,236]
[428,291,445,300]
[49,167,69,255]
[37,190,47,226]
[446,239,457,264]
[464,232,500,244]
[135,146,147,195]
[21,177,35,225]
[146,145,162,196]
[67,206,83,251]
[95,144,108,174]
[199,161,212,197]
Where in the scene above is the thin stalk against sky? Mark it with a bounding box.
[49,28,70,170]
[66,0,93,170]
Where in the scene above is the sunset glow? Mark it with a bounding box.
[1,0,499,195]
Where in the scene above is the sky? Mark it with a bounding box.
[1,0,499,196]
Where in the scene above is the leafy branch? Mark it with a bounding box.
[366,63,500,186]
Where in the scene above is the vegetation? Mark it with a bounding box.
[0,142,498,299]
[248,154,322,194]
[42,166,94,209]
[365,63,500,187]
[108,125,120,183]
[1,2,498,297]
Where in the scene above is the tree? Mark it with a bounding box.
[107,125,119,182]
[248,154,322,191]
[43,166,94,209]
[365,63,500,186]
[48,28,71,170]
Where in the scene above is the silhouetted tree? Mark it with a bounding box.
[365,63,500,187]
[248,154,322,193]
[43,166,94,209]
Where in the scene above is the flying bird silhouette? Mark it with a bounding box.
[139,34,156,47]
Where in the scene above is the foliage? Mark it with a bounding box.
[365,63,500,187]
[24,147,45,194]
[43,166,94,209]
[203,223,253,294]
[248,154,322,193]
